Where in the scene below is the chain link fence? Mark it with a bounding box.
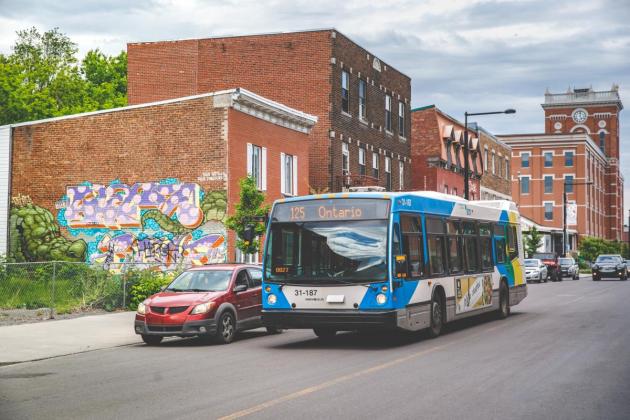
[0,262,185,324]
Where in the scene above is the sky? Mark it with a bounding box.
[1,0,629,221]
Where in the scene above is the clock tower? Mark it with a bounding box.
[542,85,622,159]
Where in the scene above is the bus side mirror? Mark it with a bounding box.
[394,255,408,280]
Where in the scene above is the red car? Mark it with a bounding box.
[134,264,279,345]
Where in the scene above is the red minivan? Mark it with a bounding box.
[134,264,279,345]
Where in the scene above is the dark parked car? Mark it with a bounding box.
[134,264,280,345]
[592,255,628,281]
[532,252,561,281]
[558,257,579,280]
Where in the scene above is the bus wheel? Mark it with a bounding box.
[428,295,443,338]
[497,281,510,319]
[313,328,337,340]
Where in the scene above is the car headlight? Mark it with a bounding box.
[191,302,215,315]
[267,294,277,305]
[137,302,147,315]
[376,293,387,305]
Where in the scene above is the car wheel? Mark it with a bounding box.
[215,311,236,344]
[497,281,510,319]
[313,328,337,340]
[141,335,163,346]
[543,273,548,283]
[538,273,542,283]
[266,326,283,334]
[428,293,444,338]
[593,276,600,281]
[573,271,579,280]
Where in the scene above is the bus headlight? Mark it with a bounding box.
[267,294,277,305]
[376,293,387,305]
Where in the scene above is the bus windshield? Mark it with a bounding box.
[264,220,388,284]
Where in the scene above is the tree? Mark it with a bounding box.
[523,226,543,258]
[225,177,270,256]
[0,27,127,125]
[578,236,622,263]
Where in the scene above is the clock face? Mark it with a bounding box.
[573,109,587,124]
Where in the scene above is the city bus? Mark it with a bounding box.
[261,191,527,339]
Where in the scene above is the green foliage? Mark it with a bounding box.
[128,270,176,310]
[578,236,624,263]
[0,27,127,125]
[225,177,270,255]
[523,226,543,258]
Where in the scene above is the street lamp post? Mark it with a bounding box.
[563,180,592,257]
[464,109,516,200]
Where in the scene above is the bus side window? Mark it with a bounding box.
[426,217,446,275]
[400,214,425,277]
[463,221,479,273]
[494,224,507,264]
[507,224,519,260]
[446,220,463,274]
[479,223,493,271]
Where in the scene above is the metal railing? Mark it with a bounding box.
[0,261,186,324]
[544,90,621,105]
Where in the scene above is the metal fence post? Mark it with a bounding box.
[50,261,57,319]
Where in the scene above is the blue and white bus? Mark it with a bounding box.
[261,191,526,339]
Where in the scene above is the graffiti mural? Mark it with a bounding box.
[9,179,229,270]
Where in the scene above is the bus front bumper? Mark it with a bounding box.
[262,309,399,331]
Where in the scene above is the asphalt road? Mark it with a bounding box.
[1,276,629,420]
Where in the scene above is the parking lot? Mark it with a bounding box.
[1,275,629,420]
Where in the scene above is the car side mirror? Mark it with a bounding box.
[233,284,248,293]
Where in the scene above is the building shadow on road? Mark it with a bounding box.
[269,312,526,351]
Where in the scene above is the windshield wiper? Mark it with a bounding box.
[166,288,184,292]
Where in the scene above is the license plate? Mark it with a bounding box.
[326,294,345,303]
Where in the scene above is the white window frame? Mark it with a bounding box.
[342,142,350,175]
[491,151,496,175]
[564,150,575,167]
[543,201,554,221]
[398,160,404,191]
[544,175,553,194]
[247,143,267,191]
[484,146,488,171]
[520,175,530,194]
[385,94,392,132]
[398,101,405,137]
[543,151,553,168]
[358,79,366,120]
[372,152,379,179]
[563,173,575,194]
[521,151,530,168]
[280,153,298,196]
[341,70,350,114]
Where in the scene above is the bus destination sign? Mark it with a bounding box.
[272,199,390,222]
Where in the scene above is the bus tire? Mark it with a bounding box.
[428,292,444,338]
[497,281,510,319]
[313,328,337,340]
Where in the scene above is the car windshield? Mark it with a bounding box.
[559,258,574,265]
[166,270,233,292]
[595,256,621,264]
[524,260,539,267]
[265,220,388,284]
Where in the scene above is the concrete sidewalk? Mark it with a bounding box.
[0,311,140,364]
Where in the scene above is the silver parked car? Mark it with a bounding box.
[559,257,579,280]
[524,259,548,283]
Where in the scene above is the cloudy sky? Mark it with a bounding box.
[1,0,629,219]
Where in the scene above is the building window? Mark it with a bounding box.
[341,70,350,113]
[544,152,553,167]
[280,153,297,196]
[491,151,496,175]
[521,176,530,194]
[444,185,449,194]
[521,152,530,168]
[385,94,392,132]
[385,156,392,191]
[342,143,350,175]
[599,131,605,151]
[544,175,553,193]
[565,151,574,167]
[399,160,404,191]
[497,155,502,177]
[565,175,574,193]
[453,187,458,196]
[359,147,366,176]
[484,148,488,171]
[398,101,405,137]
[247,143,266,190]
[505,158,510,179]
[358,79,366,120]
[372,153,379,179]
[544,202,553,220]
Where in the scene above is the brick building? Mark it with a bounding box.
[477,126,512,200]
[0,88,316,264]
[410,105,483,198]
[499,85,624,254]
[126,29,412,193]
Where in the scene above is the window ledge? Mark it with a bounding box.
[385,130,394,137]
[359,118,369,126]
[398,135,407,143]
[341,111,352,118]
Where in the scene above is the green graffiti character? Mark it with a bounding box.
[8,195,87,262]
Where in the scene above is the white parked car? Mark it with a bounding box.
[524,259,548,283]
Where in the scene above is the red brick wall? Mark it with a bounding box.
[226,108,311,260]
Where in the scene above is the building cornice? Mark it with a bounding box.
[498,133,607,162]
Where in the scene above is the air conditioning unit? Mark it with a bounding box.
[348,186,386,192]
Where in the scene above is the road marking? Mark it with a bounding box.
[218,317,519,420]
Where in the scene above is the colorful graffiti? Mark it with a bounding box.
[9,179,229,270]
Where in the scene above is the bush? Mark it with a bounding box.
[127,270,176,310]
[578,237,623,263]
